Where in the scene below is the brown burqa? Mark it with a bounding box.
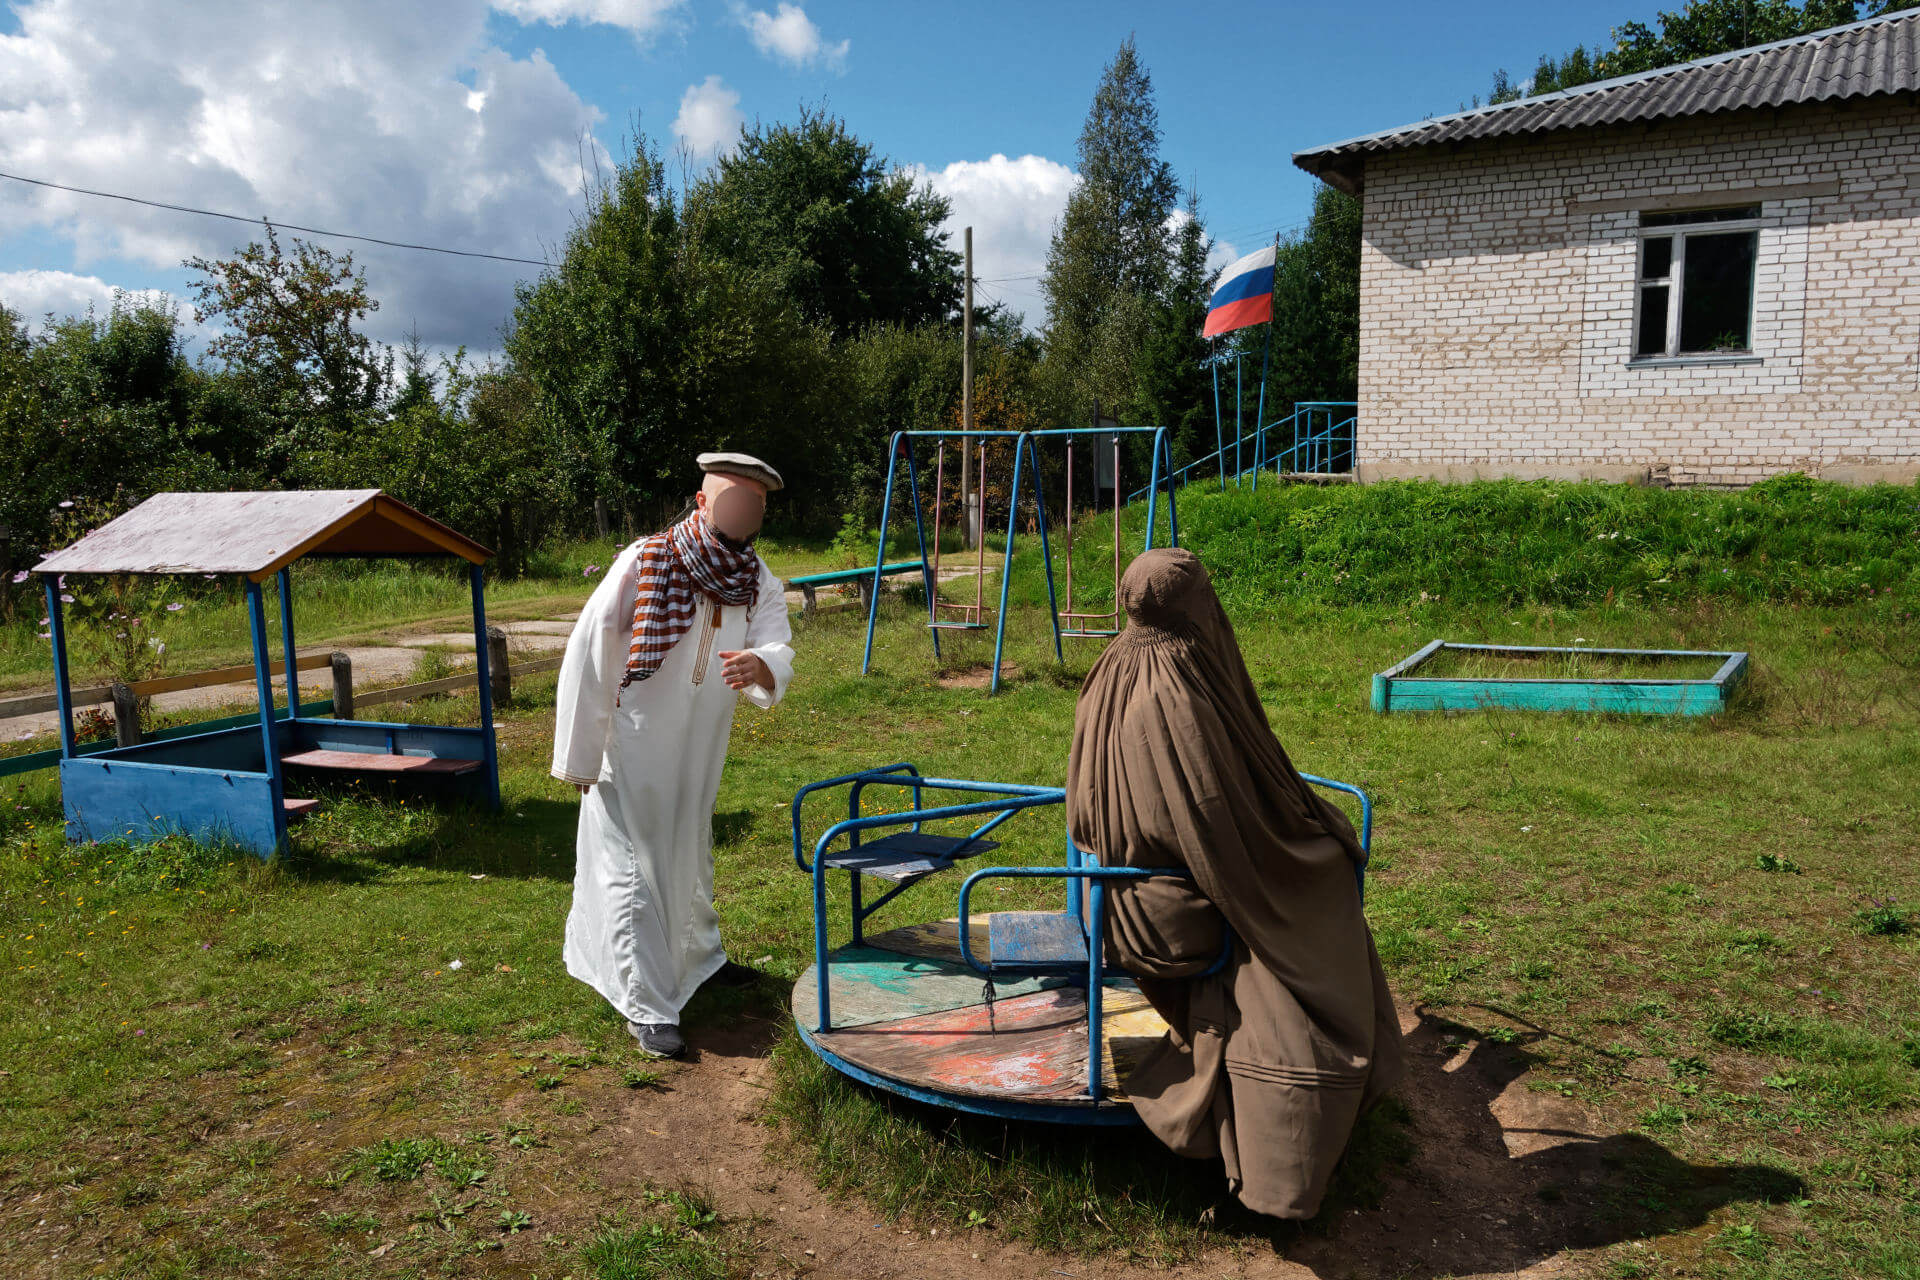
[1066,547,1403,1220]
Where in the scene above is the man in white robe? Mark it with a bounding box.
[551,452,795,1059]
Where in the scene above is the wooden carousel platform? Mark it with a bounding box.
[791,919,1171,1122]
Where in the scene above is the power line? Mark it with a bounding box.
[0,169,552,268]
[1208,216,1313,246]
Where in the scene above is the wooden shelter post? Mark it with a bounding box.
[43,578,77,759]
[245,579,288,848]
[469,564,501,811]
[276,567,300,719]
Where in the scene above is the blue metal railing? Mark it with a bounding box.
[1129,401,1358,501]
[1261,402,1358,478]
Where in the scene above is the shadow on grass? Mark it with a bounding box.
[1278,1006,1805,1277]
[765,1001,1804,1273]
[278,788,582,884]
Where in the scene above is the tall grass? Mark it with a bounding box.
[1164,472,1920,610]
[996,473,1920,616]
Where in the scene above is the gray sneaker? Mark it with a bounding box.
[627,1020,685,1059]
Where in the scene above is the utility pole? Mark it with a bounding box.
[961,226,976,547]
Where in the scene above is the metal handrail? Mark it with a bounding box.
[1128,401,1358,500]
[791,767,1059,873]
[798,767,1070,1033]
[955,863,1235,981]
[953,862,1232,1104]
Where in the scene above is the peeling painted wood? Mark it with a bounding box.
[32,490,489,580]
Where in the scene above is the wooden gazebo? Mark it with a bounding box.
[33,490,501,857]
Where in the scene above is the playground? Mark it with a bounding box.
[3,471,1917,1278]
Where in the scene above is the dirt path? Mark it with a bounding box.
[596,1002,1713,1280]
[2,620,579,742]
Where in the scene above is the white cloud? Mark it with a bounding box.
[733,2,847,71]
[491,0,683,39]
[910,153,1078,329]
[1165,207,1239,282]
[0,0,613,353]
[3,270,173,323]
[672,75,746,158]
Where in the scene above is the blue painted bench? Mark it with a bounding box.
[788,561,924,617]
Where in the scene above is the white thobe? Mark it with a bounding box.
[550,542,794,1026]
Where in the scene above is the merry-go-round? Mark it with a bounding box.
[788,763,1371,1123]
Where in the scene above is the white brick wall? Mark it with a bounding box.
[1357,98,1920,487]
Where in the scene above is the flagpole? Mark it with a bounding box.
[1234,350,1243,487]
[1252,232,1277,485]
[1211,344,1225,491]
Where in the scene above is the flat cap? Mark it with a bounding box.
[697,451,784,493]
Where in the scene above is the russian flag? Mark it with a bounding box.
[1203,245,1276,338]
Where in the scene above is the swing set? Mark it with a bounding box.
[859,427,1179,694]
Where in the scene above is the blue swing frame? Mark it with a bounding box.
[858,427,1181,695]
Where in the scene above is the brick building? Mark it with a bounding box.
[1292,12,1920,487]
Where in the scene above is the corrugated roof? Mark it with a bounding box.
[1294,10,1920,194]
[33,490,492,580]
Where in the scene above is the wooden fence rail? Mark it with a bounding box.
[0,628,565,776]
[0,652,336,720]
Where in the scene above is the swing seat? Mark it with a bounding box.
[928,620,991,631]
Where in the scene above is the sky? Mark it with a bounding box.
[0,0,1655,356]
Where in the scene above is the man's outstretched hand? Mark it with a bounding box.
[718,650,773,692]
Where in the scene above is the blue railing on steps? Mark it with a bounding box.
[1128,401,1358,501]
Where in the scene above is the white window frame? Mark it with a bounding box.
[1631,209,1763,363]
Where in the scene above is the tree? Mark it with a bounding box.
[185,224,391,472]
[1128,190,1217,463]
[391,324,437,418]
[508,138,687,514]
[1605,0,1870,75]
[1235,184,1362,434]
[0,296,231,574]
[690,108,961,338]
[1491,0,1916,101]
[316,353,570,572]
[510,134,849,529]
[1041,36,1180,423]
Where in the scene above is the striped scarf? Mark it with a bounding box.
[620,509,760,693]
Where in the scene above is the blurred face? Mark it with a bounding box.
[697,473,768,545]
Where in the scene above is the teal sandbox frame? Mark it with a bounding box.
[1372,641,1749,716]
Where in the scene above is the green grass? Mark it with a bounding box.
[578,1187,746,1280]
[762,1027,1413,1263]
[2,478,1918,1275]
[1145,471,1920,611]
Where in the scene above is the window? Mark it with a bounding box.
[1633,205,1760,359]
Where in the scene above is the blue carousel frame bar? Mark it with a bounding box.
[790,764,1372,1123]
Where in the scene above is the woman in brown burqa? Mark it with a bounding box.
[1066,547,1403,1220]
